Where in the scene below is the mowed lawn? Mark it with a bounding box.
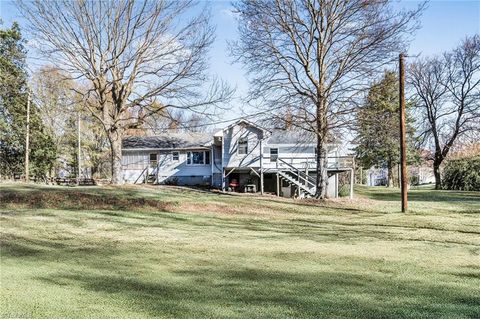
[1,183,479,319]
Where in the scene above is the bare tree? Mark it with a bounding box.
[409,35,480,189]
[232,0,424,198]
[140,108,210,134]
[31,66,75,177]
[31,67,73,144]
[17,0,231,184]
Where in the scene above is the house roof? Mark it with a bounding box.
[122,121,340,150]
[267,129,316,145]
[223,119,270,133]
[122,132,211,150]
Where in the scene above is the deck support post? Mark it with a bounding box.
[276,172,280,196]
[260,170,264,195]
[222,168,226,192]
[260,139,264,195]
[350,168,354,199]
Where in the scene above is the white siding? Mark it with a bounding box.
[122,149,212,184]
[262,143,338,170]
[223,124,264,168]
[121,150,149,168]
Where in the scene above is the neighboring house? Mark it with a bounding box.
[122,119,354,198]
[366,153,435,187]
[366,167,389,186]
[410,149,435,185]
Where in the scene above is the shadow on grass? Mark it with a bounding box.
[0,187,177,212]
[0,233,120,259]
[3,223,479,318]
[355,186,480,203]
[34,266,480,319]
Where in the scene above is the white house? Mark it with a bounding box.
[121,119,354,198]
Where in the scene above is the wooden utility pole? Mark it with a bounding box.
[24,90,31,182]
[77,111,81,185]
[399,53,408,212]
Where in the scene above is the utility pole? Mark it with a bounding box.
[24,90,31,182]
[399,53,408,212]
[77,110,81,185]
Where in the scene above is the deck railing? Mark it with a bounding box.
[267,155,355,170]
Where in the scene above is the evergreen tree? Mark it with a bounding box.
[0,22,56,179]
[355,71,418,187]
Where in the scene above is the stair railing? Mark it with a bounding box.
[134,166,149,184]
[277,158,316,190]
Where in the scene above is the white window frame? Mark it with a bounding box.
[172,151,179,161]
[270,148,278,162]
[186,150,210,166]
[149,153,158,168]
[238,137,248,155]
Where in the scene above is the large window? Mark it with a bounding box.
[238,137,248,155]
[187,151,210,165]
[270,148,278,162]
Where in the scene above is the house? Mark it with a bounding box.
[121,119,354,198]
[365,149,437,187]
[366,167,389,186]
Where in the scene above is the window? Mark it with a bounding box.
[270,148,278,162]
[172,151,179,161]
[238,137,248,155]
[187,151,210,165]
[149,153,158,168]
[205,151,210,165]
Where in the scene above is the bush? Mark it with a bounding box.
[410,174,419,186]
[338,184,350,197]
[442,156,480,191]
[337,171,351,197]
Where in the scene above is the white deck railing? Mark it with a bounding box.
[263,156,355,170]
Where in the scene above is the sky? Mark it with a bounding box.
[1,0,479,127]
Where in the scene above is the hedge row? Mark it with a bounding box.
[443,156,480,191]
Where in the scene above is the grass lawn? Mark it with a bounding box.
[1,183,479,319]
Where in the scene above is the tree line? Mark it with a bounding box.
[355,35,479,189]
[1,0,478,193]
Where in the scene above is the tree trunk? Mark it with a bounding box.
[433,160,442,190]
[387,160,394,187]
[107,128,124,185]
[91,164,98,179]
[315,137,329,199]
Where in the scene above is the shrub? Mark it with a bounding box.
[410,174,420,186]
[338,184,350,197]
[442,156,480,191]
[337,171,352,197]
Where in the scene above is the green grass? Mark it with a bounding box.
[1,183,479,319]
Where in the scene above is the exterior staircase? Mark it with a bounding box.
[275,158,316,197]
[146,173,156,184]
[134,166,158,184]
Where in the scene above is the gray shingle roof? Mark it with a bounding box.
[122,132,211,149]
[267,130,316,145]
